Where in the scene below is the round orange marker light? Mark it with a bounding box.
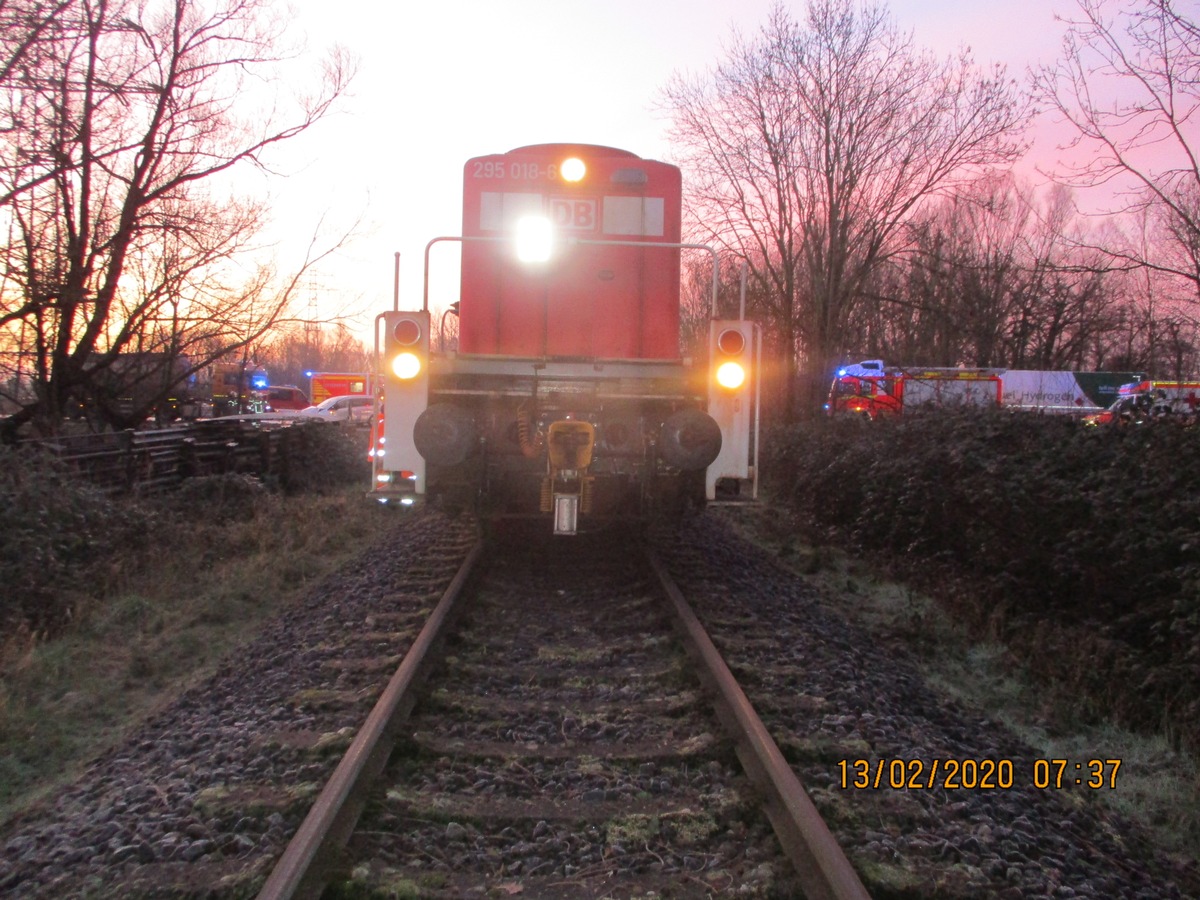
[716,361,746,390]
[391,351,421,380]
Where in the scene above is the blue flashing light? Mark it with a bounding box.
[837,368,848,377]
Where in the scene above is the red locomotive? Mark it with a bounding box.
[371,143,758,534]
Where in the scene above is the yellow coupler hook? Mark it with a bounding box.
[543,420,596,533]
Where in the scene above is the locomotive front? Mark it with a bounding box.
[372,144,757,534]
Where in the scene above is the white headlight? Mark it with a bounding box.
[515,216,554,263]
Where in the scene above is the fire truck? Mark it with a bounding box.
[825,361,1002,419]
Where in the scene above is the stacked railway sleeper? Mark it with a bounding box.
[300,522,809,899]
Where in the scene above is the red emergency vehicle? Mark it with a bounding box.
[826,361,1002,419]
[1091,379,1200,424]
[308,372,375,405]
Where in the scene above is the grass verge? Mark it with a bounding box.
[0,482,394,827]
[718,502,1200,866]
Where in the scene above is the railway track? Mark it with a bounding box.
[2,508,1194,899]
[258,523,867,899]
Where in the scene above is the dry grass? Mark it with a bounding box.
[0,481,394,826]
[720,502,1200,865]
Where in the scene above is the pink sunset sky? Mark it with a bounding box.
[266,0,1089,340]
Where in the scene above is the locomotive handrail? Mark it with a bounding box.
[422,235,721,318]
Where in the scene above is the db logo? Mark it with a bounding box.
[550,197,596,231]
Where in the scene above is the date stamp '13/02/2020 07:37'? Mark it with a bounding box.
[837,758,1123,791]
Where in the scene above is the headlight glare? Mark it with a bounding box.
[515,216,553,263]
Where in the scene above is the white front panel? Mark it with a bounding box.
[603,196,665,236]
[479,192,542,231]
[479,192,665,237]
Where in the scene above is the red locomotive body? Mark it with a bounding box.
[459,144,681,360]
[372,144,758,534]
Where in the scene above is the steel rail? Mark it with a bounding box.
[644,548,871,900]
[256,539,486,900]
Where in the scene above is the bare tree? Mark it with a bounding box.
[855,173,1126,373]
[855,177,1030,367]
[1008,186,1121,369]
[0,0,72,93]
[1033,0,1200,298]
[660,0,1027,417]
[0,0,354,434]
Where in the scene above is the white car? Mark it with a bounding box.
[297,394,376,424]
